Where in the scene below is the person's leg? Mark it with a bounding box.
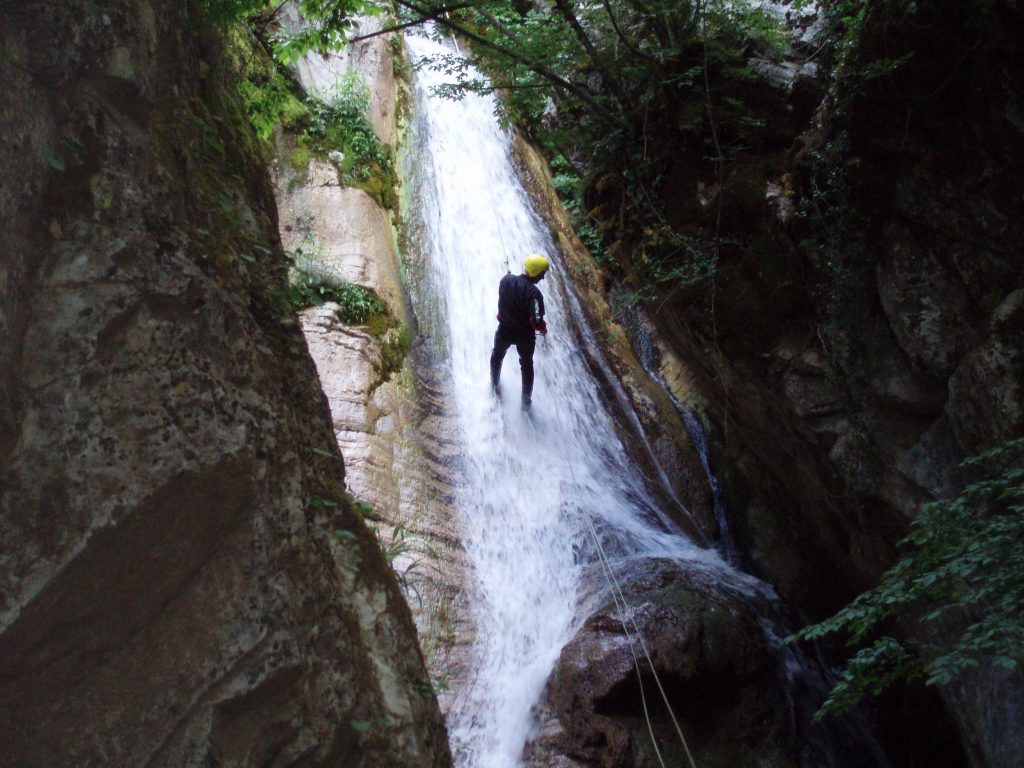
[514,332,537,405]
[490,325,513,391]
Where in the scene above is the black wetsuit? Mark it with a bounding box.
[490,272,546,404]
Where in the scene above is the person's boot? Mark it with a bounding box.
[490,348,504,394]
[521,368,533,411]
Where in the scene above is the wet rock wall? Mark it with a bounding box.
[272,20,476,727]
[628,2,1024,765]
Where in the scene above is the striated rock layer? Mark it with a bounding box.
[272,22,476,728]
[0,2,450,766]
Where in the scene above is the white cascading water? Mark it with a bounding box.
[402,33,776,768]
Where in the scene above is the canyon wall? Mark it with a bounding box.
[0,3,450,765]
[625,2,1024,765]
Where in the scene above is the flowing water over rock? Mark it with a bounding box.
[400,34,799,767]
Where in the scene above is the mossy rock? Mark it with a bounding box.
[356,170,398,210]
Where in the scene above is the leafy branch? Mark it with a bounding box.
[789,437,1024,719]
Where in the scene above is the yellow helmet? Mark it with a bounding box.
[524,253,550,278]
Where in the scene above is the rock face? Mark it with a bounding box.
[529,562,878,768]
[272,25,476,728]
[625,1,1024,765]
[513,137,718,545]
[513,105,884,768]
[285,11,399,146]
[0,3,450,766]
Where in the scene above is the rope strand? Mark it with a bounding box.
[569,466,699,768]
[581,502,670,768]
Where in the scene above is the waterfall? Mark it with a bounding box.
[400,34,757,767]
[398,31,886,768]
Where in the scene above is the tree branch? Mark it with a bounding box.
[346,2,477,44]
[551,0,630,110]
[395,0,626,125]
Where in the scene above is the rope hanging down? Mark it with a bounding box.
[448,27,512,276]
[568,466,699,768]
[483,160,511,274]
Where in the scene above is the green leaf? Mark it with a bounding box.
[42,145,65,171]
[61,136,87,154]
[794,436,1024,717]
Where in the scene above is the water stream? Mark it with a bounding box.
[399,34,771,767]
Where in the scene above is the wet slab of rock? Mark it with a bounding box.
[532,559,876,768]
[512,136,716,544]
[300,304,378,488]
[276,156,407,318]
[299,301,477,721]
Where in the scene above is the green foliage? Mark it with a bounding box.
[273,0,383,65]
[240,69,307,139]
[334,281,389,323]
[811,1,922,113]
[288,270,388,322]
[300,71,397,205]
[550,160,607,264]
[375,522,423,600]
[203,0,393,199]
[404,0,789,297]
[790,437,1024,719]
[285,237,409,381]
[201,0,382,63]
[794,130,874,383]
[222,18,308,141]
[289,143,313,175]
[285,244,389,321]
[305,73,383,168]
[201,0,269,25]
[373,324,413,387]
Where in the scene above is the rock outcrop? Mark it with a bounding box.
[528,561,880,768]
[0,3,450,765]
[273,20,476,725]
[614,1,1024,764]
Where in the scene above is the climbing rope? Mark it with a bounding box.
[483,163,511,274]
[580,505,671,768]
[568,466,699,768]
[444,26,510,275]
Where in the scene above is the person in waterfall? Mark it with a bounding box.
[490,253,550,409]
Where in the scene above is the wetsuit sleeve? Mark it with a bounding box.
[531,293,544,323]
[529,290,547,334]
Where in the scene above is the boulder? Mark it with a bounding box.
[536,560,878,768]
[947,289,1024,454]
